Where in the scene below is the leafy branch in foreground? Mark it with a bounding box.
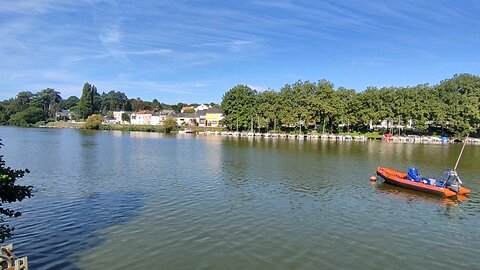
[0,139,33,242]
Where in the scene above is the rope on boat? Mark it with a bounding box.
[454,135,468,171]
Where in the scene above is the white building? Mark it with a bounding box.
[151,112,161,125]
[195,104,210,112]
[369,119,413,130]
[112,111,130,124]
[130,111,153,125]
[152,110,175,125]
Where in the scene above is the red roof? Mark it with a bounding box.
[135,110,153,114]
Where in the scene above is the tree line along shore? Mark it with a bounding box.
[1,73,479,137]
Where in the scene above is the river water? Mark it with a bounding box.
[1,126,479,269]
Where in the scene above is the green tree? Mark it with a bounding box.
[13,91,33,112]
[100,91,131,112]
[121,112,130,123]
[84,114,104,130]
[351,87,381,131]
[221,85,257,131]
[9,107,45,126]
[163,116,177,133]
[171,102,187,113]
[183,108,195,113]
[278,84,297,130]
[152,99,161,111]
[435,74,480,135]
[30,88,62,120]
[77,83,98,119]
[60,96,80,109]
[0,104,8,125]
[256,90,280,132]
[209,102,221,109]
[0,139,33,242]
[333,87,356,132]
[130,98,152,111]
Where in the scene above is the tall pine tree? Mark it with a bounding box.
[77,83,98,119]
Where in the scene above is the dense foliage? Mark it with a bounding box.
[77,83,99,119]
[84,114,104,130]
[221,85,257,131]
[163,116,177,133]
[1,74,479,136]
[0,89,62,125]
[0,83,219,126]
[0,139,33,242]
[221,74,480,136]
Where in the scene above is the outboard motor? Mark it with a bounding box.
[449,182,460,193]
[443,170,462,193]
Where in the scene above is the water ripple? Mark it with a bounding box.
[0,127,478,270]
[8,191,144,269]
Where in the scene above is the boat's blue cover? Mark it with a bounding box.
[436,181,445,187]
[407,168,422,182]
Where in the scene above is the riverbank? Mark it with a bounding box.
[43,121,226,133]
[34,122,480,144]
[43,121,85,128]
[41,122,374,139]
[195,131,480,144]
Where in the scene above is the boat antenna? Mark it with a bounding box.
[453,134,468,171]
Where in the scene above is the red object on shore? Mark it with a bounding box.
[376,167,471,197]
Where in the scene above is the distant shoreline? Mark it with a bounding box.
[41,121,226,133]
[15,122,476,144]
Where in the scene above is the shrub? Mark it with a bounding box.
[84,114,104,130]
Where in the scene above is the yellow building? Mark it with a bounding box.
[205,108,223,127]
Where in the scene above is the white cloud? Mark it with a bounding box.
[99,25,121,44]
[0,0,110,14]
[230,41,256,52]
[192,40,258,52]
[127,49,172,56]
[247,84,269,92]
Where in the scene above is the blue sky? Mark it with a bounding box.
[1,0,479,104]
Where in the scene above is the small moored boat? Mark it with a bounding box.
[376,167,470,197]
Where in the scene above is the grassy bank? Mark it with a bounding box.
[44,122,84,128]
[101,124,167,132]
[44,122,379,138]
[44,122,164,132]
[44,122,226,133]
[181,126,226,132]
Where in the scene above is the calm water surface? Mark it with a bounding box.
[1,126,479,269]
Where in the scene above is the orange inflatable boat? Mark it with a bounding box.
[376,167,470,197]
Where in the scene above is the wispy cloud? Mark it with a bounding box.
[0,0,65,14]
[99,24,121,44]
[64,48,173,63]
[0,0,109,14]
[0,0,479,103]
[40,71,75,81]
[246,84,270,92]
[8,70,75,82]
[192,40,258,52]
[127,49,172,56]
[96,79,192,95]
